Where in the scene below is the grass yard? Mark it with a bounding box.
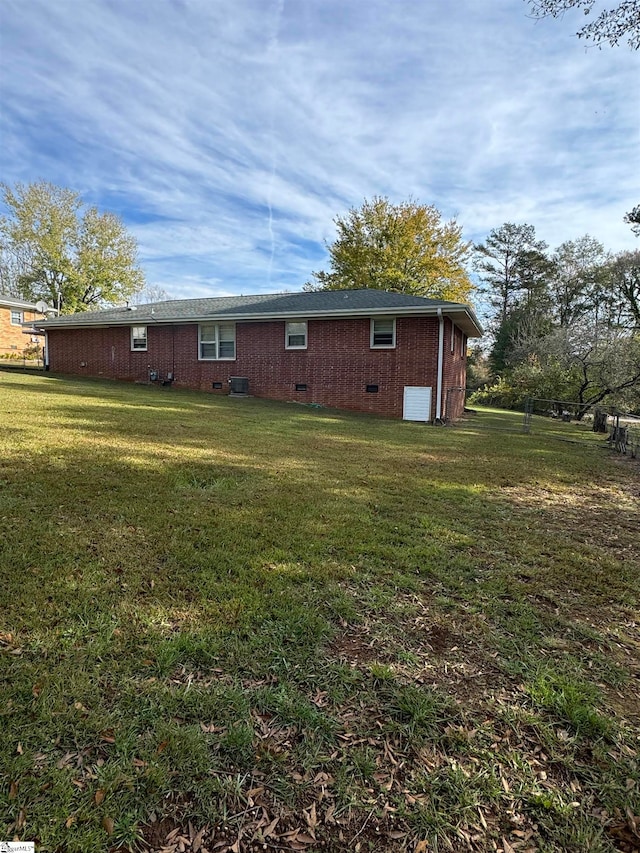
[1,372,639,853]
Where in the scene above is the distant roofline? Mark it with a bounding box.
[0,295,42,310]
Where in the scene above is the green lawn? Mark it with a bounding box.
[1,372,638,853]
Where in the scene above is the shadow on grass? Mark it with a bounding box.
[2,373,639,852]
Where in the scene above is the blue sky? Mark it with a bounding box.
[1,0,639,302]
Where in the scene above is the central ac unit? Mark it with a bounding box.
[229,377,249,395]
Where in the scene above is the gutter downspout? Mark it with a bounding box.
[435,309,444,423]
[44,330,50,371]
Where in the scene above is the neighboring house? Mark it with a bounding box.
[0,296,47,359]
[34,289,483,421]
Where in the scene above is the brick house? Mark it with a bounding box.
[35,289,483,421]
[0,296,47,359]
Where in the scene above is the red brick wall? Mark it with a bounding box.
[47,316,468,420]
[442,319,467,420]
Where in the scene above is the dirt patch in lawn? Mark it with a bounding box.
[328,630,379,667]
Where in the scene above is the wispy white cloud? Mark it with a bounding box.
[1,0,638,301]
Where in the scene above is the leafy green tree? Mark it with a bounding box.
[473,223,640,414]
[549,236,607,327]
[0,233,26,297]
[514,247,556,312]
[526,0,640,49]
[0,181,145,313]
[474,223,549,326]
[474,223,552,373]
[466,345,491,391]
[608,249,640,329]
[488,312,524,374]
[304,196,474,303]
[490,306,555,374]
[546,243,639,333]
[474,328,640,415]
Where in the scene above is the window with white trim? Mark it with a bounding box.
[370,317,396,348]
[285,321,307,349]
[131,326,147,351]
[10,310,23,325]
[199,322,236,360]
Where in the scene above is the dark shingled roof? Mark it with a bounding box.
[35,289,483,336]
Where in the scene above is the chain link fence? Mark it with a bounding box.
[522,397,639,459]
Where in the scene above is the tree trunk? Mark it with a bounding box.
[593,409,608,432]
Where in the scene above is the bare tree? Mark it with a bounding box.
[625,204,640,236]
[526,0,640,49]
[517,324,640,416]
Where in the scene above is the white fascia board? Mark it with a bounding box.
[177,305,484,335]
[200,305,484,337]
[1,297,40,310]
[33,322,112,331]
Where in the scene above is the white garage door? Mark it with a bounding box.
[403,386,432,422]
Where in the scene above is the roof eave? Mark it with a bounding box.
[1,298,39,310]
[35,304,483,337]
